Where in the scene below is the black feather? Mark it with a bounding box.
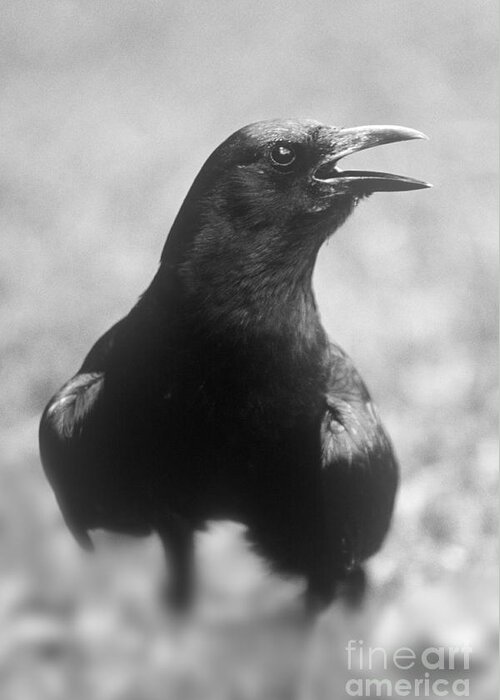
[39,119,411,611]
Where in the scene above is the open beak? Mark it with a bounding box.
[314,125,432,192]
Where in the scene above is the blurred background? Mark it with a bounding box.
[0,1,497,698]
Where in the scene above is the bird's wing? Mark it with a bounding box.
[41,372,104,443]
[79,318,124,373]
[321,342,398,568]
[39,371,105,549]
[38,320,124,549]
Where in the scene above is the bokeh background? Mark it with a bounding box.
[0,1,497,698]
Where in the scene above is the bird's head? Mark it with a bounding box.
[157,119,429,329]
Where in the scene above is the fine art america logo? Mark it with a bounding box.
[345,640,471,697]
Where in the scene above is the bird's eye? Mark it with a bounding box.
[270,142,296,169]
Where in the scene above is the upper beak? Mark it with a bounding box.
[313,125,432,192]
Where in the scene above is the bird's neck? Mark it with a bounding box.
[147,243,325,350]
[144,281,327,424]
[150,201,330,332]
[132,249,330,432]
[139,211,332,410]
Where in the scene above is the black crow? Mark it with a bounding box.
[39,120,429,611]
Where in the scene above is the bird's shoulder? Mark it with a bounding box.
[39,318,123,445]
[321,342,394,467]
[40,371,104,444]
[80,318,125,372]
[326,342,371,403]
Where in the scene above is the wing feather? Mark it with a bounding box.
[321,343,399,568]
[39,372,105,550]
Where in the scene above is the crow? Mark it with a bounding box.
[39,119,429,611]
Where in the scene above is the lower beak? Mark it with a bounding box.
[314,125,432,192]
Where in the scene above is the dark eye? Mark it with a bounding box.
[270,142,296,169]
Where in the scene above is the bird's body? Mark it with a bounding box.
[40,119,428,610]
